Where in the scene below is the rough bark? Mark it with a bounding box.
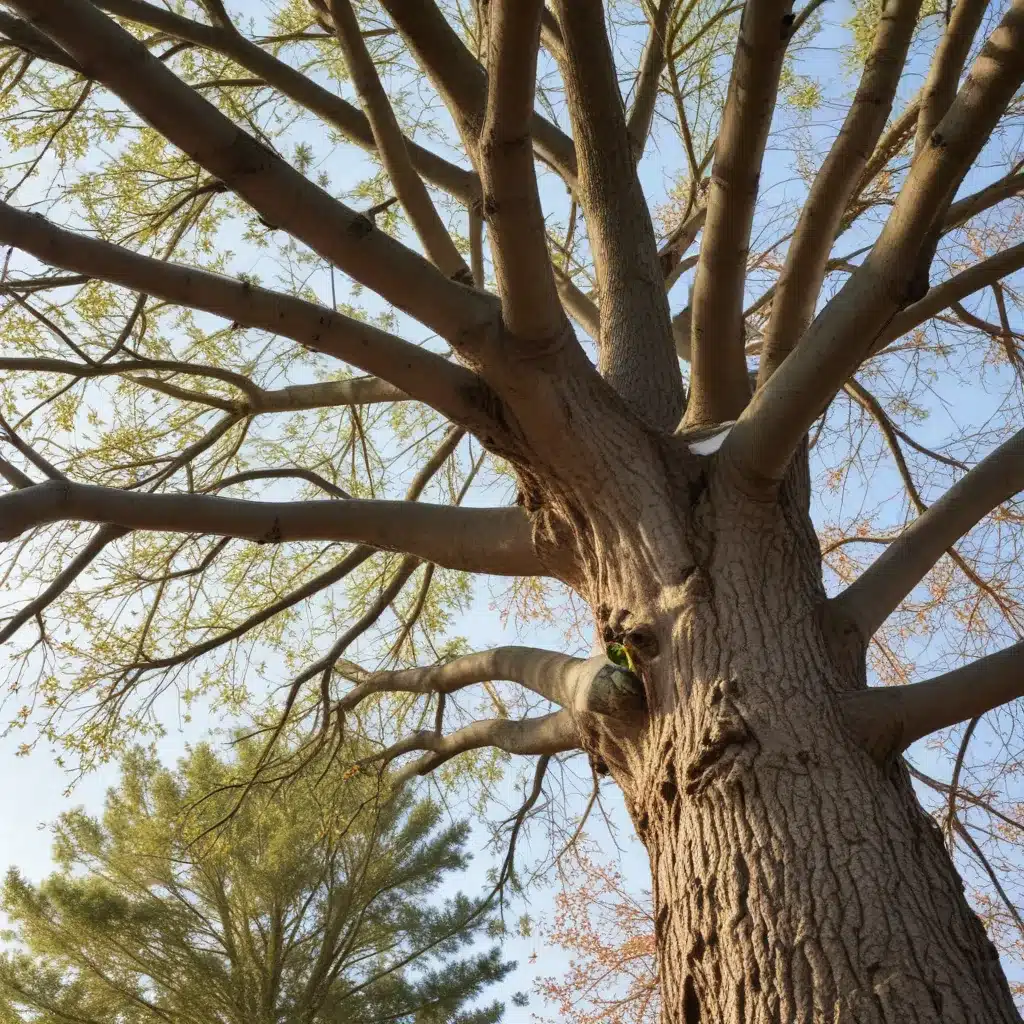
[520,434,1022,1023]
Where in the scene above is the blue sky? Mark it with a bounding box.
[1,0,1023,1018]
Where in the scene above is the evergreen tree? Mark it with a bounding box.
[0,738,513,1024]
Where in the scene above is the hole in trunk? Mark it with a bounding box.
[683,975,701,1024]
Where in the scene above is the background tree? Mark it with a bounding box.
[0,736,514,1024]
[0,0,1023,1018]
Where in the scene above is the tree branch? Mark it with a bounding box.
[11,0,497,348]
[480,0,566,343]
[326,0,470,282]
[0,480,544,576]
[0,204,491,430]
[625,0,672,161]
[757,0,923,385]
[872,242,1024,358]
[372,709,579,785]
[379,0,578,187]
[554,0,682,431]
[686,0,794,427]
[336,647,645,721]
[90,0,478,203]
[833,429,1024,640]
[726,0,1024,482]
[843,640,1024,762]
[0,8,80,71]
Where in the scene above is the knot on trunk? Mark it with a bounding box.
[685,680,757,796]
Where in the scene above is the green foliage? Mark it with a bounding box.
[0,736,514,1023]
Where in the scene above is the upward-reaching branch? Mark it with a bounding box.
[480,0,566,344]
[11,0,495,350]
[326,0,470,283]
[833,429,1024,641]
[554,0,683,431]
[756,0,924,386]
[0,480,544,577]
[726,0,1024,483]
[686,0,794,427]
[625,0,673,161]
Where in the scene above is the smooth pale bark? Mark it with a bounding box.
[0,480,543,576]
[832,429,1024,640]
[481,0,566,343]
[686,0,793,427]
[843,640,1024,761]
[757,0,923,385]
[727,0,1024,483]
[326,0,469,281]
[555,0,682,431]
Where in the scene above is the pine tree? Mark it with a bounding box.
[0,737,514,1024]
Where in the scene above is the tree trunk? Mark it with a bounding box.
[569,445,1023,1024]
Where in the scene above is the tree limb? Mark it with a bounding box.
[89,0,478,203]
[0,480,544,576]
[11,0,497,348]
[757,0,923,385]
[0,204,491,430]
[832,429,1024,640]
[480,0,566,343]
[335,647,646,721]
[686,0,794,427]
[726,0,1024,482]
[625,0,672,161]
[843,640,1024,762]
[370,709,579,785]
[554,0,682,431]
[0,8,80,71]
[326,0,470,282]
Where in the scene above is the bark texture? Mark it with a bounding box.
[531,444,1022,1024]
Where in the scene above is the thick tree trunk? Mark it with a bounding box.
[569,446,1022,1024]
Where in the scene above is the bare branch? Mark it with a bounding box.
[481,0,566,342]
[625,0,672,161]
[833,429,1024,640]
[0,204,491,429]
[374,709,579,785]
[0,9,80,71]
[379,0,578,187]
[687,0,794,427]
[555,0,682,431]
[326,0,470,281]
[0,480,544,576]
[336,647,646,721]
[554,268,601,341]
[757,0,923,385]
[843,640,1024,762]
[727,0,1024,482]
[91,0,479,203]
[12,0,496,347]
[872,242,1024,358]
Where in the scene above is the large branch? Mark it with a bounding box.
[337,647,646,721]
[625,0,673,161]
[378,0,578,187]
[480,0,566,343]
[554,0,682,432]
[12,0,497,349]
[0,8,80,71]
[0,204,492,430]
[843,640,1024,762]
[0,480,544,576]
[756,0,923,386]
[686,0,793,427]
[871,241,1024,358]
[376,710,580,785]
[89,0,478,204]
[725,0,1024,483]
[326,0,469,282]
[832,429,1024,640]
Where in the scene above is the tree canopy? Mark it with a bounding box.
[0,0,1023,1016]
[0,736,514,1024]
